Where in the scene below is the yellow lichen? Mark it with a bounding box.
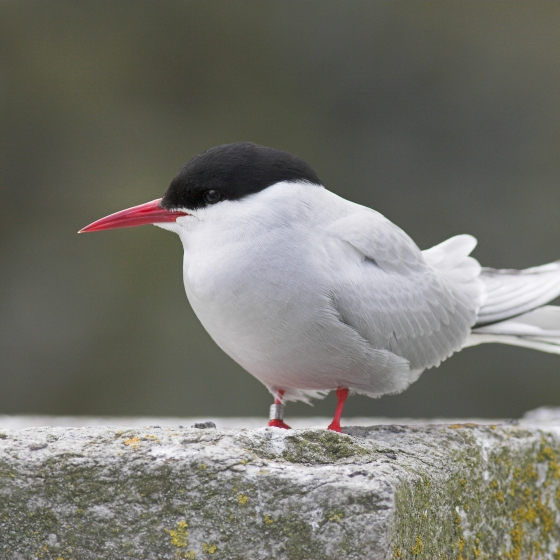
[329,512,344,523]
[524,465,538,481]
[539,446,555,462]
[536,498,554,535]
[166,520,189,548]
[237,494,248,505]
[263,514,274,525]
[453,511,461,529]
[202,543,217,554]
[411,536,423,555]
[457,537,466,560]
[123,437,141,448]
[509,522,524,560]
[550,460,560,479]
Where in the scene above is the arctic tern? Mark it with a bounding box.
[81,142,560,432]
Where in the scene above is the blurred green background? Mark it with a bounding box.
[2,1,560,420]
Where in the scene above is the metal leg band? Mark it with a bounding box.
[269,403,285,421]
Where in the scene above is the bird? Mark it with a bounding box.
[81,142,560,432]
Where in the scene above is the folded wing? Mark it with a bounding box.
[327,211,481,373]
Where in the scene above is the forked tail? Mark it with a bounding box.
[466,262,560,353]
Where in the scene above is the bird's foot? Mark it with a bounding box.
[327,420,342,433]
[267,419,291,429]
[327,387,349,433]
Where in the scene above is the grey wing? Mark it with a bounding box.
[327,211,480,371]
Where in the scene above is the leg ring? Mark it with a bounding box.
[269,403,285,421]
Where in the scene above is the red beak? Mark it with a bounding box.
[79,199,189,233]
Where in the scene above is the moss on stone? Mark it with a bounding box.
[1,424,559,559]
[281,430,372,464]
[392,427,560,559]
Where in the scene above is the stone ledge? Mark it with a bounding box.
[1,417,560,559]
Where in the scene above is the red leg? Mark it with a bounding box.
[267,389,291,429]
[327,388,349,433]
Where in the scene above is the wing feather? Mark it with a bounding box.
[327,211,480,371]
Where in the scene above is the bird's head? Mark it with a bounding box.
[79,142,322,234]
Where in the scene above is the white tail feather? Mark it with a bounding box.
[466,306,560,355]
[424,235,560,356]
[476,262,560,326]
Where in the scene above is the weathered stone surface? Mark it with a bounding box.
[1,419,560,559]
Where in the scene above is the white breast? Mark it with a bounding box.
[172,183,408,401]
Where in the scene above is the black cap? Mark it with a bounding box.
[161,142,322,211]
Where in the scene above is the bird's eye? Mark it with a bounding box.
[203,189,221,204]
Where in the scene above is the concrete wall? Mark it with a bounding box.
[1,415,560,559]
